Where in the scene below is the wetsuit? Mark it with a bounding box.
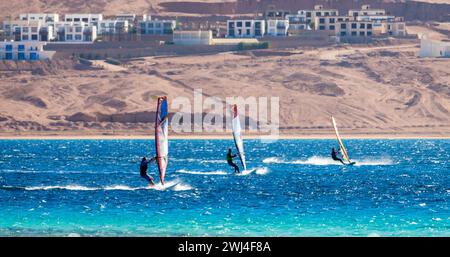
[331,149,345,165]
[140,158,155,183]
[227,152,240,173]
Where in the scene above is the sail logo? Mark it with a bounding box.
[170,89,279,140]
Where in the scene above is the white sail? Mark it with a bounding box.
[231,104,247,171]
[155,96,169,184]
[331,116,351,163]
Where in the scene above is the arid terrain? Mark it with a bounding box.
[1,39,449,138]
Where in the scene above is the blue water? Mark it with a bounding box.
[0,139,449,236]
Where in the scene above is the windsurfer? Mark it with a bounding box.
[140,156,156,186]
[226,148,240,173]
[331,147,345,165]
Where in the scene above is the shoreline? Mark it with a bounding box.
[0,133,449,140]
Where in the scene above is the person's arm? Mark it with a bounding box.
[232,154,237,158]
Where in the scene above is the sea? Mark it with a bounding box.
[0,139,449,236]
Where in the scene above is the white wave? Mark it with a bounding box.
[11,179,193,191]
[176,169,228,175]
[262,156,394,166]
[200,160,225,164]
[172,183,193,191]
[255,167,269,175]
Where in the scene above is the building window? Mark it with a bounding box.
[237,21,242,27]
[306,12,311,18]
[319,25,325,30]
[5,52,13,60]
[74,18,80,22]
[75,35,82,40]
[31,34,38,40]
[148,23,154,28]
[367,24,372,29]
[31,27,38,33]
[66,34,73,40]
[360,23,366,29]
[324,12,329,16]
[30,52,38,60]
[329,25,335,30]
[340,31,346,36]
[66,18,72,21]
[228,22,234,29]
[367,31,372,36]
[330,18,335,24]
[351,23,357,29]
[18,45,25,51]
[340,23,346,29]
[22,27,29,33]
[5,45,13,51]
[155,23,161,28]
[351,31,357,36]
[245,21,251,27]
[82,18,88,22]
[255,22,261,29]
[246,29,250,35]
[319,18,325,24]
[18,52,26,60]
[316,12,321,17]
[22,35,29,40]
[360,31,365,36]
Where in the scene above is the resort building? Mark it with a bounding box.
[419,38,450,57]
[227,20,265,38]
[64,14,103,27]
[19,13,60,23]
[98,20,129,35]
[335,19,373,37]
[3,20,55,41]
[53,22,97,42]
[266,19,289,36]
[286,13,310,35]
[348,5,386,17]
[173,30,212,45]
[314,16,348,33]
[139,18,176,35]
[264,5,291,20]
[357,16,406,37]
[0,41,55,60]
[299,5,339,25]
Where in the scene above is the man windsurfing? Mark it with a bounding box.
[140,156,156,186]
[226,148,240,173]
[331,147,345,165]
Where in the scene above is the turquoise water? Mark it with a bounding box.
[0,139,449,236]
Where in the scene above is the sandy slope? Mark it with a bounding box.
[0,42,449,137]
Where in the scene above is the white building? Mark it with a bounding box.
[53,22,97,42]
[419,38,450,57]
[19,13,60,23]
[227,20,265,38]
[3,20,55,41]
[64,14,103,27]
[299,5,339,25]
[266,19,289,36]
[173,30,212,45]
[139,18,176,35]
[0,41,55,60]
[349,5,386,17]
[98,20,129,34]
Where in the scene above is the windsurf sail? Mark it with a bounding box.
[231,104,247,171]
[331,116,352,164]
[155,96,169,185]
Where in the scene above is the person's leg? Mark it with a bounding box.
[142,173,155,186]
[232,163,240,173]
[338,158,345,165]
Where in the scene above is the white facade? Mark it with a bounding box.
[173,30,212,45]
[299,5,339,25]
[0,41,55,60]
[53,22,97,42]
[227,20,265,38]
[64,14,103,26]
[98,20,129,34]
[19,13,59,23]
[3,20,55,41]
[139,19,176,35]
[349,5,386,17]
[266,19,289,36]
[419,38,450,57]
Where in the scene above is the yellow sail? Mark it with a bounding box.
[331,116,351,163]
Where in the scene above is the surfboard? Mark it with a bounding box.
[331,116,355,165]
[155,96,169,185]
[231,104,247,171]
